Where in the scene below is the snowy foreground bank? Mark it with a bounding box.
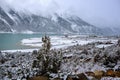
[0,35,120,80]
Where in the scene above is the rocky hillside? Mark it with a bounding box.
[0,6,101,34]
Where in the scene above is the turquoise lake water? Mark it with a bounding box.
[0,33,60,50]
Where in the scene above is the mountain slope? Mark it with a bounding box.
[101,27,120,36]
[0,7,101,34]
[0,7,13,32]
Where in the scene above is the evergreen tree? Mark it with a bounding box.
[32,35,62,76]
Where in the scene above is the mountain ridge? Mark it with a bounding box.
[0,6,107,35]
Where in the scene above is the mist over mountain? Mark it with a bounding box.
[0,6,101,35]
[0,0,120,35]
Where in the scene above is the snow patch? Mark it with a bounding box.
[71,24,78,31]
[21,30,34,34]
[51,14,58,22]
[2,49,38,53]
[96,44,112,48]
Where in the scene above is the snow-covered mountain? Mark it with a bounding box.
[0,6,102,34]
[101,27,120,36]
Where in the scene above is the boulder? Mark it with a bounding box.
[66,73,88,80]
[53,78,63,80]
[67,75,79,80]
[32,50,38,55]
[117,39,120,46]
[77,73,88,80]
[106,69,115,77]
[114,71,120,77]
[85,71,95,77]
[94,70,105,79]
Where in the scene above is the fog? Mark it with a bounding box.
[0,0,120,28]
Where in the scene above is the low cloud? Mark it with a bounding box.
[0,0,120,28]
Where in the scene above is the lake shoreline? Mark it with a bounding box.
[1,35,118,52]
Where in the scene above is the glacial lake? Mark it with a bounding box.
[0,33,60,50]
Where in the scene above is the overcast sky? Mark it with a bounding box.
[1,0,120,28]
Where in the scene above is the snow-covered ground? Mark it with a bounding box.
[21,35,117,49]
[0,35,120,80]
